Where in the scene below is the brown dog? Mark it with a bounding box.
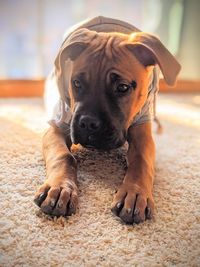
[34,16,181,224]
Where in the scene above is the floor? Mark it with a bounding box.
[0,94,200,267]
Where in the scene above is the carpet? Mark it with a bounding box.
[0,94,200,267]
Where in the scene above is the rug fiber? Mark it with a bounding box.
[0,94,200,267]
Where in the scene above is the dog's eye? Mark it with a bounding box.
[131,80,137,90]
[116,83,130,93]
[73,80,81,88]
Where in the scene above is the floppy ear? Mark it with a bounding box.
[123,32,181,86]
[54,28,97,100]
[55,28,97,77]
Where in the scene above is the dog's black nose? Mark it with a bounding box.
[78,115,101,133]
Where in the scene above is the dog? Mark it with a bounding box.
[34,16,181,224]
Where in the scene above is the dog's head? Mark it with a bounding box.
[55,28,181,150]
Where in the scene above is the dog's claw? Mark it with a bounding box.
[111,202,123,216]
[67,202,76,216]
[117,202,123,209]
[34,192,47,207]
[57,201,63,208]
[119,209,134,224]
[50,199,56,208]
[127,208,132,214]
[134,207,140,215]
[146,207,152,220]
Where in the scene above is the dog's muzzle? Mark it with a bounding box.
[71,114,126,150]
[78,115,102,148]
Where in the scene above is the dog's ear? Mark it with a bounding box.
[54,28,97,100]
[122,32,181,86]
[55,28,97,74]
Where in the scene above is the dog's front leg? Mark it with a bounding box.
[111,123,155,224]
[34,126,78,217]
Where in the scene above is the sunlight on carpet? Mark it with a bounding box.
[0,94,200,267]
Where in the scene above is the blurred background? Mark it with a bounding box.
[0,0,199,81]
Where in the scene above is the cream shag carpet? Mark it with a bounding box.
[0,94,200,267]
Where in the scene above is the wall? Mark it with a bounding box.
[0,0,199,80]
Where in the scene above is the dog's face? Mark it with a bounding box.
[55,29,181,150]
[69,38,152,149]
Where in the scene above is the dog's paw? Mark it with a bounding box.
[34,180,78,217]
[111,183,154,224]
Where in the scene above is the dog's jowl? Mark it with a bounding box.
[34,16,181,224]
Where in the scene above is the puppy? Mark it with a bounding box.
[34,16,181,224]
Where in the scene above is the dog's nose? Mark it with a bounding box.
[78,115,101,132]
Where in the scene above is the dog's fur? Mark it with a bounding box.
[34,17,181,224]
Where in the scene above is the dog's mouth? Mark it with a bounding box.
[70,111,127,150]
[71,126,126,151]
[74,135,125,150]
[84,136,125,150]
